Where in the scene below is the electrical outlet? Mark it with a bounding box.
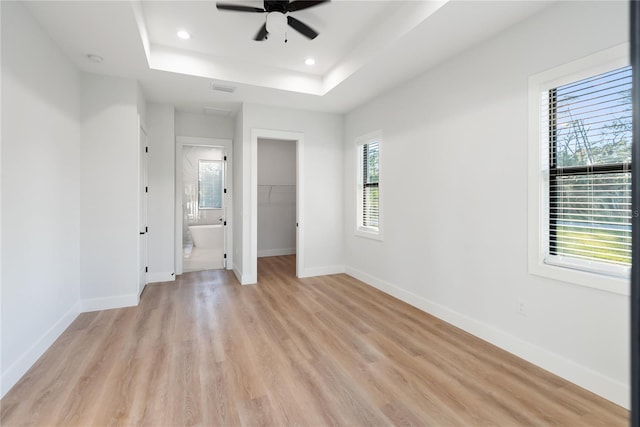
[516,300,527,316]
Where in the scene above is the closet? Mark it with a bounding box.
[257,138,296,257]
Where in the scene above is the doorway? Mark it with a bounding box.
[175,136,232,275]
[250,129,304,283]
[257,138,297,260]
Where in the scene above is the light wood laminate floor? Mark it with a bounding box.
[1,256,629,426]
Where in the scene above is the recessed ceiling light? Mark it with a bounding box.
[177,30,191,40]
[87,54,103,63]
[305,58,315,66]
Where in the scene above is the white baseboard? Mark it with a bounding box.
[146,272,175,284]
[1,301,81,398]
[299,264,345,278]
[345,266,629,409]
[81,293,139,313]
[232,266,242,284]
[258,248,296,258]
[232,266,255,285]
[241,275,257,285]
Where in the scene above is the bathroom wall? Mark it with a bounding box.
[257,138,296,257]
[182,145,225,246]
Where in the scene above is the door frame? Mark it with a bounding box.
[250,129,304,283]
[630,1,639,422]
[175,136,233,275]
[138,119,148,298]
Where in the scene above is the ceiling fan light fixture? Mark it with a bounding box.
[216,0,327,41]
[266,12,287,34]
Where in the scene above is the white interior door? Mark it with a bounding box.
[138,125,148,295]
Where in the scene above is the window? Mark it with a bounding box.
[198,159,223,209]
[528,44,630,294]
[362,142,380,228]
[356,131,382,239]
[549,66,631,268]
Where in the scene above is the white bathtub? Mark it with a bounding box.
[188,224,223,249]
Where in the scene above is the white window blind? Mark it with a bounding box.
[362,141,379,229]
[547,65,631,272]
[356,132,381,239]
[198,159,223,209]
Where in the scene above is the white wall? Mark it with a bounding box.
[233,107,244,279]
[258,139,296,257]
[137,84,147,129]
[1,1,150,399]
[344,0,629,407]
[175,111,234,139]
[239,103,343,282]
[80,73,140,310]
[1,1,81,396]
[146,104,175,283]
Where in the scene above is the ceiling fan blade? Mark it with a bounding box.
[216,3,266,12]
[287,0,329,12]
[287,15,318,39]
[254,23,268,41]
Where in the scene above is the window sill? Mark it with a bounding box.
[528,257,629,296]
[355,227,383,241]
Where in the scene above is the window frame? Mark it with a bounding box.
[528,43,630,295]
[198,159,223,210]
[355,131,383,240]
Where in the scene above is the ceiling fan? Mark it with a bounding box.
[216,0,329,41]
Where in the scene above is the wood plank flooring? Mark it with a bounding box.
[1,255,629,426]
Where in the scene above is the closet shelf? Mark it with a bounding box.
[258,184,295,206]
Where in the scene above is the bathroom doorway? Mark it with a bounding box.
[175,137,232,274]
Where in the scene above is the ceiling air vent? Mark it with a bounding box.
[210,83,236,93]
[203,106,233,117]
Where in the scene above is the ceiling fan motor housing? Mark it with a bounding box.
[264,0,288,13]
